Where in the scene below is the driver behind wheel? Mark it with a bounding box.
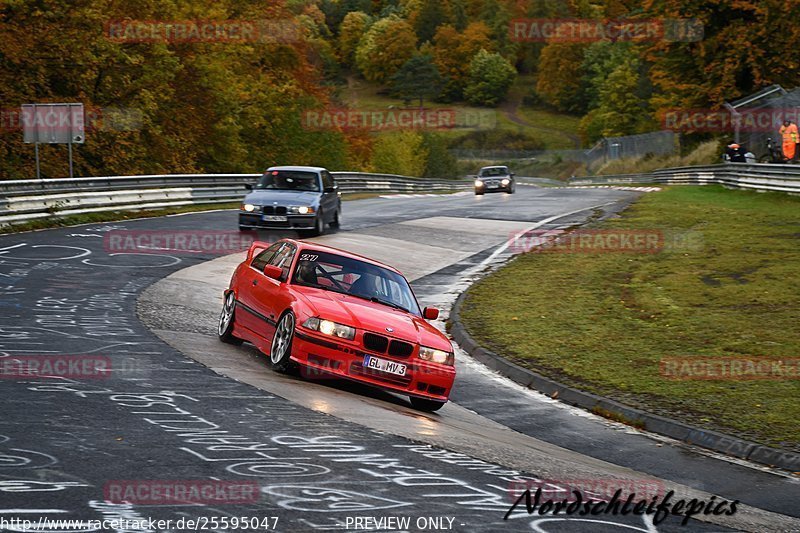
[296,261,318,285]
[349,273,377,298]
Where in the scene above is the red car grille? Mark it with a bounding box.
[349,361,412,387]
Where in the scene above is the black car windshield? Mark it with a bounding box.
[479,167,508,177]
[255,170,320,192]
[293,250,421,317]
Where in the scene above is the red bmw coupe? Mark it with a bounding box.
[218,239,456,411]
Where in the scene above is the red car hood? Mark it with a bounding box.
[294,286,452,352]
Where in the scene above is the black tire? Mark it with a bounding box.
[329,208,340,228]
[218,292,243,345]
[475,190,484,196]
[269,312,296,373]
[306,212,325,237]
[410,397,446,412]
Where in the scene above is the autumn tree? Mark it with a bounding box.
[318,0,373,36]
[0,0,355,179]
[355,15,417,83]
[337,11,371,67]
[641,0,800,111]
[579,56,655,143]
[463,49,517,106]
[576,41,644,112]
[370,130,427,176]
[431,22,493,100]
[535,42,588,113]
[421,132,458,178]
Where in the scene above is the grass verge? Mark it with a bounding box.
[460,185,800,451]
[593,141,720,176]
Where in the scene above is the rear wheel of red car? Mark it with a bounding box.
[218,292,243,345]
[269,312,296,372]
[410,397,446,412]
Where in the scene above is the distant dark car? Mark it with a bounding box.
[239,166,341,236]
[474,166,515,195]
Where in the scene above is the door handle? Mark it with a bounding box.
[252,279,258,286]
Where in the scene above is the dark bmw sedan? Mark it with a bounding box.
[474,165,515,195]
[239,166,341,236]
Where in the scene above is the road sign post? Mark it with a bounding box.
[22,103,85,181]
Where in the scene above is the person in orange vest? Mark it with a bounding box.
[779,120,798,162]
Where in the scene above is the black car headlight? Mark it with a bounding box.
[241,203,258,212]
[303,317,355,340]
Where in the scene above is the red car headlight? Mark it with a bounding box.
[418,346,454,365]
[303,317,355,340]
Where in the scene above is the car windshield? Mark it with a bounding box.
[293,250,421,317]
[479,167,508,177]
[255,170,320,192]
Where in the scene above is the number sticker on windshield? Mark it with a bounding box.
[300,253,319,262]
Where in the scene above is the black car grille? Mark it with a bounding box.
[388,340,414,358]
[262,205,288,215]
[363,332,389,353]
[362,332,414,359]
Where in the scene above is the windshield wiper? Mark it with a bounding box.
[346,292,408,312]
[368,296,410,314]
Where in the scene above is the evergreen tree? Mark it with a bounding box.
[389,54,443,107]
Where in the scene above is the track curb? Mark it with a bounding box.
[449,290,800,473]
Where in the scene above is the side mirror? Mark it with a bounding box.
[423,307,439,320]
[263,265,283,280]
[244,183,253,191]
[510,172,515,177]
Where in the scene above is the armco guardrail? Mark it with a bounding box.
[0,172,470,225]
[569,162,800,194]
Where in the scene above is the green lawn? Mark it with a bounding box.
[512,108,581,148]
[460,185,800,450]
[337,77,582,151]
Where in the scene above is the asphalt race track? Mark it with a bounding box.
[0,186,798,532]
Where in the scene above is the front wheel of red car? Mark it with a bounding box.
[269,312,296,372]
[218,292,243,345]
[410,397,446,412]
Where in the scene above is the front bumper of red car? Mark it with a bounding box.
[292,328,455,401]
